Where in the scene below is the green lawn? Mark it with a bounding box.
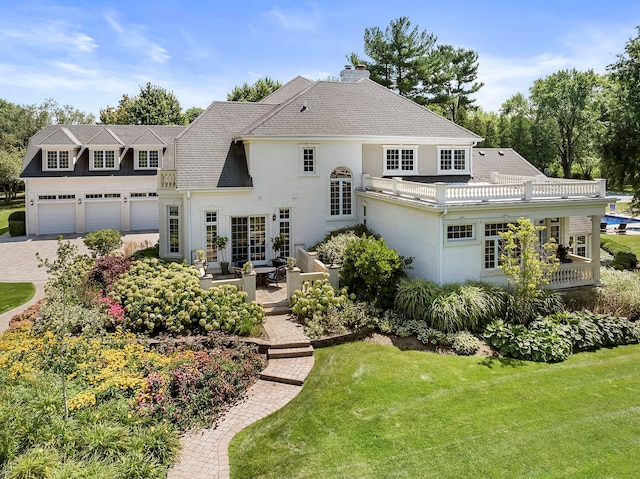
[0,197,25,236]
[602,233,640,258]
[0,282,35,314]
[230,342,640,478]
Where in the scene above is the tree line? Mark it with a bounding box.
[2,19,640,202]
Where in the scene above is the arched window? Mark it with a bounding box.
[330,167,352,216]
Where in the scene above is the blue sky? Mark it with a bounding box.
[1,0,638,117]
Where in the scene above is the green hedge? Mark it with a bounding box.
[601,237,637,270]
[7,210,26,236]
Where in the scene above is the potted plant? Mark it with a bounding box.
[271,233,286,265]
[286,257,297,269]
[242,260,254,274]
[216,236,230,275]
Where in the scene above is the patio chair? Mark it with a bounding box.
[615,223,627,235]
[234,267,243,278]
[600,222,608,233]
[265,266,287,287]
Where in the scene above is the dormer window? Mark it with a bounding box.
[91,150,118,170]
[43,150,73,171]
[438,147,470,174]
[136,150,160,169]
[383,146,418,175]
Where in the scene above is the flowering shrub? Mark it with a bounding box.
[110,259,264,335]
[136,348,265,430]
[88,254,133,290]
[290,277,350,322]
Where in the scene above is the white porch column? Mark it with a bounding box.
[590,215,601,284]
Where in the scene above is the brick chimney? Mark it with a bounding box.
[340,64,370,82]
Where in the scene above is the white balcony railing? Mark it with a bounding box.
[550,259,594,289]
[361,174,607,205]
[159,170,177,189]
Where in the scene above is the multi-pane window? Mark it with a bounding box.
[447,224,474,240]
[330,167,352,217]
[137,150,160,169]
[536,218,561,244]
[570,235,587,258]
[205,212,218,262]
[384,147,417,173]
[439,148,467,172]
[278,208,291,258]
[93,150,116,169]
[46,150,70,170]
[302,148,315,174]
[231,216,266,264]
[484,223,510,269]
[168,206,179,254]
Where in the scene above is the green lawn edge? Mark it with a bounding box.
[0,282,36,314]
[230,342,640,479]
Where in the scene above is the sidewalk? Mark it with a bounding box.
[168,315,313,479]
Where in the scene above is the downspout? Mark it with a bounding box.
[438,208,448,285]
[186,189,192,263]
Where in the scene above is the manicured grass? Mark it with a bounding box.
[0,197,25,236]
[0,282,35,314]
[230,342,640,478]
[602,233,640,258]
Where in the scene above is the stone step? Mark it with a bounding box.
[268,345,314,359]
[260,356,314,386]
[264,304,290,316]
[269,340,311,349]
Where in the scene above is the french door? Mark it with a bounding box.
[231,216,266,264]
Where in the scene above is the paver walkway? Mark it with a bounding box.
[168,315,313,479]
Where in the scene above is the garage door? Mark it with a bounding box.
[85,201,122,232]
[38,202,76,235]
[130,200,159,230]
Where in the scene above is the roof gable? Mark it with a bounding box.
[86,128,124,147]
[472,148,543,183]
[130,128,166,147]
[259,76,314,105]
[37,127,81,147]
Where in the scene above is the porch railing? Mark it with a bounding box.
[550,260,594,289]
[361,174,607,205]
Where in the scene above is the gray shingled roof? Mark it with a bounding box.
[175,102,277,189]
[259,76,314,105]
[22,125,185,177]
[471,148,543,183]
[240,78,482,139]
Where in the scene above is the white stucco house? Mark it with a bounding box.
[22,67,610,288]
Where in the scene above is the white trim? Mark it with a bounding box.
[42,149,75,171]
[437,146,470,175]
[134,149,161,170]
[90,149,120,171]
[382,145,419,175]
[298,144,318,176]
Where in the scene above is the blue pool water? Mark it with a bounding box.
[602,214,640,226]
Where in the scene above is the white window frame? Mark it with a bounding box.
[278,208,292,258]
[437,147,470,174]
[135,149,161,170]
[329,167,353,218]
[43,149,74,171]
[383,146,418,175]
[90,149,119,171]
[483,222,511,271]
[446,224,475,242]
[299,145,318,176]
[204,211,218,263]
[168,206,180,254]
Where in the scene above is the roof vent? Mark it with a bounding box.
[478,150,485,156]
[498,150,505,156]
[300,101,308,112]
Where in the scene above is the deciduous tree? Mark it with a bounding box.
[227,77,283,102]
[100,83,186,125]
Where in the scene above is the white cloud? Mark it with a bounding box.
[265,5,320,32]
[475,25,633,112]
[1,22,97,53]
[104,12,170,64]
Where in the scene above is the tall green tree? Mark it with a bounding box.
[601,27,640,192]
[348,16,436,101]
[348,17,482,122]
[100,83,186,125]
[227,77,283,102]
[421,45,483,122]
[184,106,204,124]
[0,148,22,201]
[459,108,500,147]
[530,69,604,178]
